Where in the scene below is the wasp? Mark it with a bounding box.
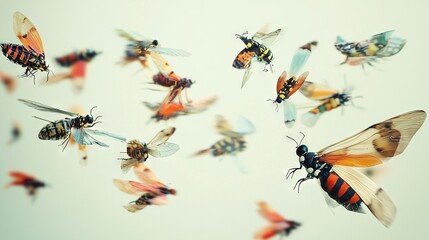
[335,30,406,68]
[233,28,282,88]
[111,127,179,173]
[1,12,50,82]
[0,70,17,93]
[268,41,317,127]
[18,99,125,150]
[255,201,301,239]
[6,171,46,197]
[286,110,426,227]
[113,163,176,212]
[299,80,360,127]
[117,29,190,69]
[55,49,100,67]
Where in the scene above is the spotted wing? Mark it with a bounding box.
[146,127,176,149]
[333,165,396,227]
[18,99,77,116]
[253,28,282,47]
[283,99,297,128]
[133,163,163,185]
[149,52,174,76]
[318,110,426,167]
[71,128,108,147]
[150,47,191,57]
[257,201,287,223]
[289,41,316,77]
[300,81,338,100]
[85,129,127,142]
[13,12,44,55]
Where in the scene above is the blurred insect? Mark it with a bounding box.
[0,71,17,92]
[233,28,282,88]
[1,12,49,82]
[45,49,101,91]
[8,121,21,145]
[111,127,179,173]
[286,110,426,227]
[18,99,125,150]
[299,80,360,127]
[335,30,406,68]
[5,171,46,197]
[67,106,89,165]
[268,41,317,127]
[113,163,176,212]
[116,29,190,69]
[255,201,301,239]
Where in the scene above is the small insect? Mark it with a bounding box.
[299,81,359,127]
[111,127,179,173]
[268,41,317,127]
[113,163,176,212]
[5,171,46,196]
[335,30,406,68]
[255,201,301,239]
[233,28,282,88]
[286,110,426,227]
[117,29,190,68]
[1,12,49,82]
[8,121,21,145]
[55,49,100,67]
[18,99,125,150]
[0,70,17,92]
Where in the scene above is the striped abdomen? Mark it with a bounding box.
[153,72,176,87]
[1,44,34,68]
[56,50,99,67]
[319,171,363,212]
[211,137,246,156]
[38,120,71,140]
[310,95,344,114]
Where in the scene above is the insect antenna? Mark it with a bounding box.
[286,136,299,148]
[89,106,98,118]
[266,99,279,111]
[298,132,305,146]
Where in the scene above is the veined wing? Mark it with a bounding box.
[146,127,176,149]
[253,28,283,47]
[13,12,44,55]
[18,99,77,116]
[148,142,179,158]
[85,129,127,142]
[71,128,108,147]
[283,100,297,128]
[289,41,317,77]
[150,47,191,57]
[300,81,338,101]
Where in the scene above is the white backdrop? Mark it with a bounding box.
[1,0,428,239]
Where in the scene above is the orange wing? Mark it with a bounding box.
[257,201,286,223]
[287,71,309,98]
[13,12,44,55]
[319,110,426,167]
[276,71,287,93]
[133,163,163,185]
[300,81,337,100]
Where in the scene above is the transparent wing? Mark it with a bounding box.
[18,99,77,116]
[318,110,426,167]
[13,11,44,55]
[116,29,144,42]
[71,128,108,147]
[148,142,180,158]
[301,111,322,127]
[370,30,394,46]
[215,115,233,135]
[289,43,314,77]
[300,81,337,100]
[146,127,176,149]
[241,59,254,88]
[85,129,127,142]
[253,28,283,47]
[375,37,406,58]
[233,117,255,135]
[333,165,396,227]
[149,52,174,75]
[142,101,161,111]
[150,47,191,57]
[283,100,297,128]
[121,158,142,174]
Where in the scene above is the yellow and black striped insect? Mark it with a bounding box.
[18,99,125,150]
[1,12,50,82]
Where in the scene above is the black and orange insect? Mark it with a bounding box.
[233,28,282,88]
[255,201,301,239]
[286,110,426,227]
[5,171,46,196]
[1,12,49,82]
[0,70,17,92]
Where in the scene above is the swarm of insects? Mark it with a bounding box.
[1,12,50,82]
[6,171,46,197]
[113,163,176,212]
[18,99,126,150]
[335,30,406,68]
[286,110,426,227]
[255,201,301,239]
[233,28,283,88]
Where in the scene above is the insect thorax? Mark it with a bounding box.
[257,45,273,63]
[38,120,71,140]
[299,152,331,179]
[127,140,149,160]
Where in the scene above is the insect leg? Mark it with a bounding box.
[293,174,312,193]
[286,164,302,179]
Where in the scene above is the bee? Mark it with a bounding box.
[286,110,426,227]
[5,171,46,197]
[299,80,360,127]
[268,41,317,127]
[335,30,406,68]
[116,29,190,68]
[111,127,179,173]
[255,201,301,239]
[193,115,255,160]
[45,49,101,91]
[233,28,282,88]
[1,12,49,82]
[0,70,17,93]
[113,163,176,212]
[18,99,125,150]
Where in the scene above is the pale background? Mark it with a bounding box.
[1,0,428,239]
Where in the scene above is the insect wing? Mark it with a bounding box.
[148,142,179,158]
[283,99,297,128]
[333,165,395,227]
[289,45,312,77]
[370,30,394,47]
[233,117,255,135]
[133,163,162,185]
[84,129,127,142]
[146,127,176,149]
[241,62,254,88]
[150,47,191,57]
[300,81,338,100]
[318,110,426,167]
[215,115,233,135]
[13,12,44,55]
[232,48,256,70]
[18,99,77,116]
[116,29,144,42]
[112,179,144,196]
[257,201,286,223]
[254,225,278,240]
[71,128,108,147]
[253,28,282,47]
[288,71,309,98]
[149,52,174,75]
[375,37,406,58]
[128,181,160,194]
